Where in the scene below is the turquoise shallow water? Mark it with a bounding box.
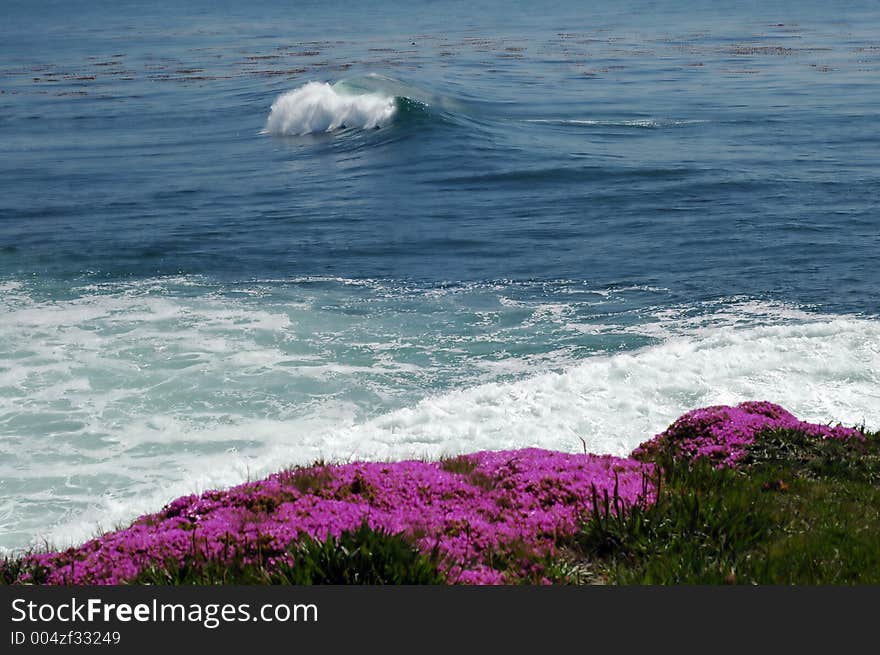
[1,0,879,552]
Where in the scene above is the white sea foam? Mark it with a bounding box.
[321,315,880,459]
[264,82,397,135]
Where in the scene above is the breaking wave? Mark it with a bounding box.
[265,81,398,135]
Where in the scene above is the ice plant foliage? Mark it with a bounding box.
[10,450,648,585]
[633,401,863,468]
[2,402,865,585]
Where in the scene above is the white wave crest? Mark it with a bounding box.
[265,81,396,135]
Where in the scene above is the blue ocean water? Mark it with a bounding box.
[1,0,878,552]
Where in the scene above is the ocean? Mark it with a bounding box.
[0,0,878,553]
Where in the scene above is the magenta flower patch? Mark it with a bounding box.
[17,449,649,585]
[633,401,862,467]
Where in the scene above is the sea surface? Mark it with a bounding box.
[1,0,878,552]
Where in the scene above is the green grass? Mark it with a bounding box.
[0,556,35,586]
[133,521,446,585]
[439,454,497,490]
[2,522,447,586]
[567,428,880,584]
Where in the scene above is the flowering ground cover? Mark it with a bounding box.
[2,401,877,585]
[633,401,864,467]
[2,450,651,585]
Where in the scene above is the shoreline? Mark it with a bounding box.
[2,401,876,585]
